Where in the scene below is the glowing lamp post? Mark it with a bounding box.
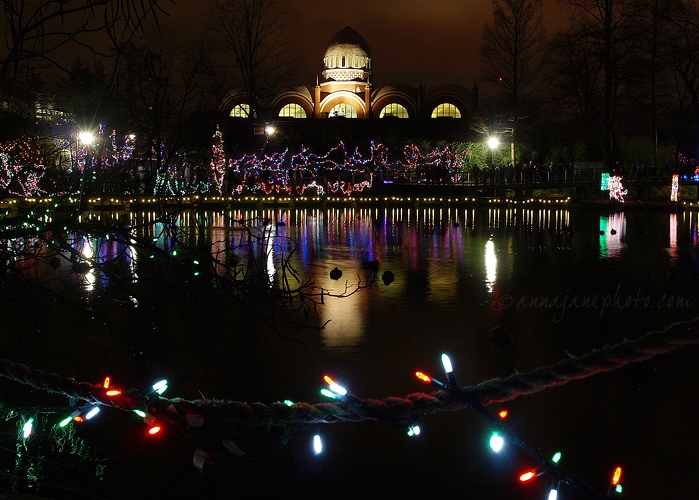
[262,123,275,151]
[77,131,94,212]
[487,137,499,166]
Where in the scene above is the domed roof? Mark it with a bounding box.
[324,26,372,60]
[322,27,372,82]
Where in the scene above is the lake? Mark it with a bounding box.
[2,204,698,499]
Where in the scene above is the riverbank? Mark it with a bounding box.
[0,192,696,213]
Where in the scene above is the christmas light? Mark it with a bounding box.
[547,488,558,500]
[498,410,508,419]
[615,484,623,494]
[407,425,421,437]
[323,375,347,396]
[608,176,628,203]
[489,431,504,452]
[106,389,121,396]
[283,400,294,406]
[84,406,100,420]
[133,409,147,418]
[103,377,110,388]
[148,426,161,435]
[519,471,536,482]
[151,379,168,395]
[671,174,679,202]
[59,410,81,427]
[313,427,322,455]
[552,452,561,464]
[611,466,622,486]
[441,353,458,387]
[22,418,34,439]
[320,388,337,399]
[414,371,446,389]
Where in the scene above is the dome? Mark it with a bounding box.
[322,26,372,82]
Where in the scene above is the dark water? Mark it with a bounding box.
[3,206,699,499]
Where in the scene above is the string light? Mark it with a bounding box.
[84,407,100,420]
[21,418,34,439]
[519,470,536,482]
[611,467,622,486]
[313,425,322,455]
[323,375,347,396]
[441,353,458,387]
[489,432,504,452]
[414,371,445,389]
[407,424,421,437]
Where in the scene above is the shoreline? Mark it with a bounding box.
[0,192,693,213]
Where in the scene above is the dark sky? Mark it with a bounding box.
[171,0,570,90]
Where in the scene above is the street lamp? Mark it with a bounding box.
[77,131,94,213]
[78,131,94,145]
[487,137,499,166]
[262,122,275,151]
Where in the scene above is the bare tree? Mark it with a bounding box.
[0,0,171,93]
[479,0,547,164]
[207,0,296,147]
[660,0,699,164]
[552,0,644,169]
[118,35,223,191]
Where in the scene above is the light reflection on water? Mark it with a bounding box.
[17,205,697,499]
[55,207,699,357]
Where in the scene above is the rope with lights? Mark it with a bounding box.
[0,315,696,425]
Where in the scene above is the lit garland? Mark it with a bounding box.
[0,317,698,497]
[211,125,226,194]
[607,176,627,203]
[0,137,47,197]
[671,174,679,202]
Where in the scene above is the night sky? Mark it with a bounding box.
[171,0,570,89]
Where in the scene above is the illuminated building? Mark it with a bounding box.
[221,26,479,145]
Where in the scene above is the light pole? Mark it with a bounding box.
[262,123,275,151]
[487,137,499,166]
[77,131,93,213]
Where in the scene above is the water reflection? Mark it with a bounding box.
[485,239,497,293]
[599,212,626,258]
[54,206,699,348]
[668,213,678,262]
[79,236,96,292]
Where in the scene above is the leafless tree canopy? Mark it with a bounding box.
[479,0,547,163]
[0,0,172,92]
[207,0,296,113]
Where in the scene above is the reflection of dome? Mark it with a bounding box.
[322,26,372,82]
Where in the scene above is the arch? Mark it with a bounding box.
[329,103,357,118]
[371,85,418,119]
[379,103,409,118]
[278,103,307,118]
[319,91,367,118]
[430,103,461,118]
[230,103,256,118]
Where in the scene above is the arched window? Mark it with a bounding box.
[279,103,307,119]
[379,103,409,118]
[342,56,346,67]
[431,103,461,118]
[329,103,357,118]
[230,103,256,118]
